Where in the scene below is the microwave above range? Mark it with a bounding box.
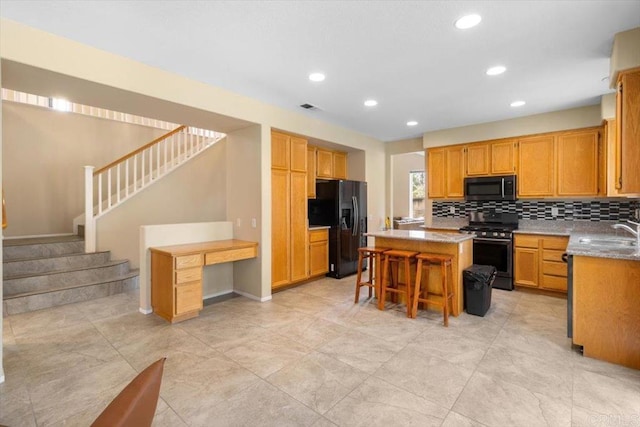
[464,175,517,201]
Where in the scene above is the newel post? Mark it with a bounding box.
[84,166,96,253]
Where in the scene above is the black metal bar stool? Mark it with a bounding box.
[354,246,390,303]
[411,253,454,326]
[378,249,419,317]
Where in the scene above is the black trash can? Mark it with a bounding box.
[463,264,497,317]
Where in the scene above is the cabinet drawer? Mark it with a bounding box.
[205,247,257,265]
[542,261,567,277]
[175,267,202,284]
[175,254,203,270]
[515,235,539,248]
[541,274,567,292]
[175,282,202,315]
[309,229,328,243]
[542,250,565,262]
[542,237,568,250]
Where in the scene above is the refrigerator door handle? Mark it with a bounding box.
[352,196,358,236]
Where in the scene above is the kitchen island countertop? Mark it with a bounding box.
[366,229,474,244]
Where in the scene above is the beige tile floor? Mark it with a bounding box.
[1,276,639,426]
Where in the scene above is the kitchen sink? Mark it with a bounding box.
[578,237,637,247]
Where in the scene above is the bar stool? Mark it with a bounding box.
[378,249,419,317]
[354,247,390,303]
[411,253,454,326]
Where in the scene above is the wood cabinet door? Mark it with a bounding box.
[445,146,465,198]
[465,143,490,176]
[316,149,333,178]
[514,247,539,288]
[517,136,555,197]
[271,169,290,287]
[307,147,316,198]
[271,131,290,170]
[290,171,309,283]
[491,140,516,175]
[290,136,307,173]
[557,130,600,196]
[309,241,329,276]
[333,152,347,179]
[617,69,640,194]
[427,148,446,198]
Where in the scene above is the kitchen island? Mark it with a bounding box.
[366,230,474,316]
[567,233,640,369]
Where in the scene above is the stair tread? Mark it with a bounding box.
[4,259,130,280]
[4,250,110,264]
[3,235,83,247]
[4,270,139,300]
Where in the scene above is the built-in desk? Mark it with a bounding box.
[150,239,258,323]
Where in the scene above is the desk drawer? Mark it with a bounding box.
[175,254,202,269]
[175,282,202,315]
[205,247,257,265]
[175,267,202,284]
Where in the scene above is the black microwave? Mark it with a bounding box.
[464,175,517,201]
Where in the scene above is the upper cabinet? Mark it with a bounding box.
[556,129,601,197]
[316,149,333,178]
[313,147,348,181]
[307,146,317,198]
[518,135,556,197]
[427,126,605,200]
[427,146,464,199]
[615,68,640,195]
[333,152,348,180]
[465,144,490,176]
[490,140,517,175]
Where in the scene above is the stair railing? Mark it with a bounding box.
[84,125,224,252]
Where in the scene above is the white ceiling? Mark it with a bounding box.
[1,1,639,142]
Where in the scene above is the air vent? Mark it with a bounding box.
[300,103,319,110]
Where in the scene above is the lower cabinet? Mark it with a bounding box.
[309,228,329,277]
[151,252,204,323]
[514,234,569,292]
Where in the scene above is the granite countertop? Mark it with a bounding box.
[309,225,331,230]
[566,232,640,261]
[514,220,619,236]
[423,218,467,230]
[366,229,474,243]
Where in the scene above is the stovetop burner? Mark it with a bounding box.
[459,212,518,237]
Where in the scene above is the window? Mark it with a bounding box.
[409,171,425,218]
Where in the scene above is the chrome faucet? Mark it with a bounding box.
[612,220,640,247]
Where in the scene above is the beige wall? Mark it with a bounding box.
[225,125,267,300]
[422,105,602,148]
[96,139,228,269]
[610,27,640,85]
[2,101,167,236]
[392,152,425,218]
[601,93,616,120]
[1,64,4,383]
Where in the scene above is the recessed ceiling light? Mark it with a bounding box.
[486,66,506,76]
[309,73,325,82]
[407,121,418,126]
[364,99,378,107]
[510,100,526,107]
[455,14,481,30]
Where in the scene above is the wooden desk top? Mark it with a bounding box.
[149,239,258,257]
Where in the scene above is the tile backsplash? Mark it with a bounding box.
[433,200,639,221]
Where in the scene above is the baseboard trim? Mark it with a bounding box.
[203,290,234,300]
[139,307,153,315]
[234,289,272,302]
[4,233,76,240]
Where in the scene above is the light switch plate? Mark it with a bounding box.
[551,207,559,217]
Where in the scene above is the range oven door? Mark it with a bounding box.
[472,237,513,290]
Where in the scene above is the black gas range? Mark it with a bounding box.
[459,212,518,291]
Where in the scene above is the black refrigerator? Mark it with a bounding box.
[308,180,367,278]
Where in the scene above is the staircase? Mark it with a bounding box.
[3,234,138,315]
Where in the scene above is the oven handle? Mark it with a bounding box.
[474,237,512,243]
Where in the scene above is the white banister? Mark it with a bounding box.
[82,125,225,253]
[84,166,96,252]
